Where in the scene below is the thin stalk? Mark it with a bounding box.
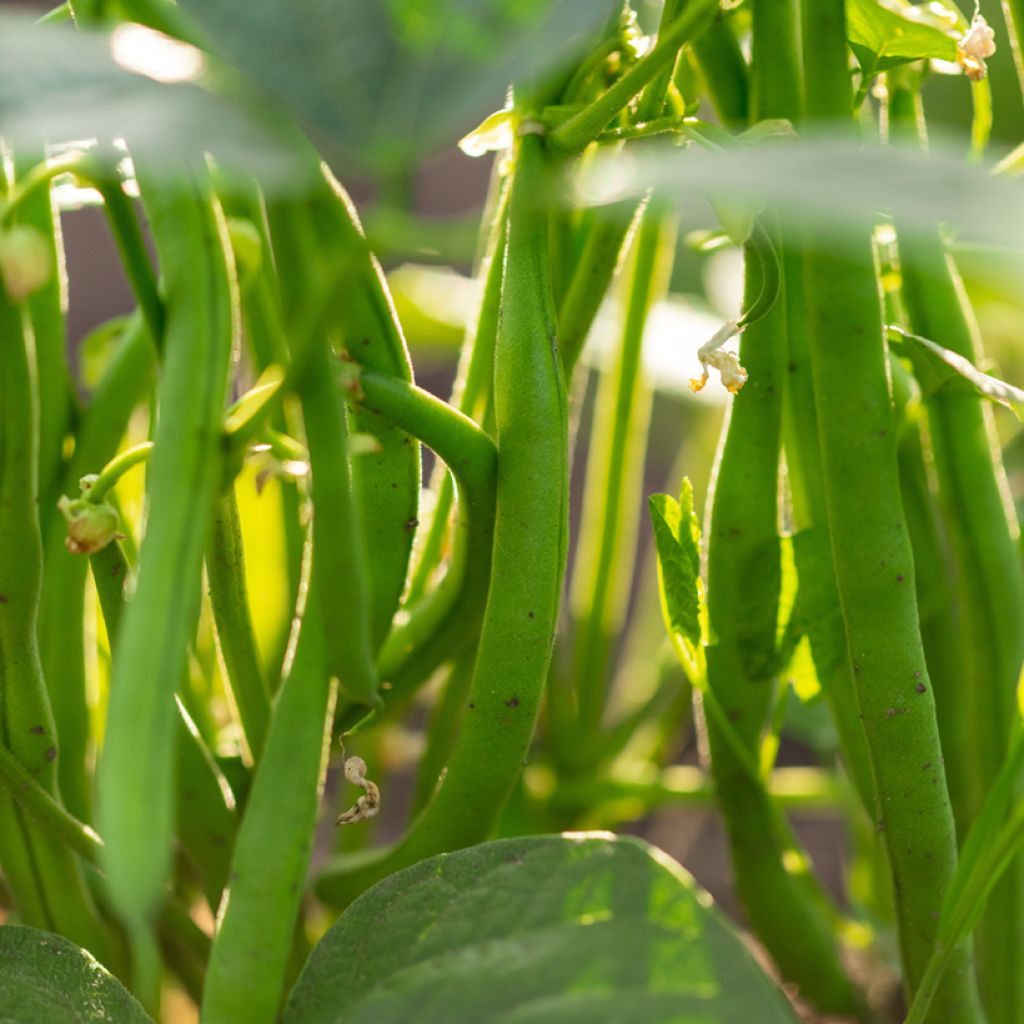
[569,213,674,737]
[549,0,720,152]
[207,488,271,762]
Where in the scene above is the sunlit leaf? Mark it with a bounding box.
[847,0,958,78]
[285,834,798,1024]
[0,926,152,1024]
[0,14,300,184]
[579,132,1024,252]
[176,0,618,172]
[649,480,702,650]
[890,326,1024,419]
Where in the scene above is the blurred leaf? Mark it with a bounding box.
[649,480,702,650]
[847,0,957,77]
[580,132,1024,252]
[284,834,798,1024]
[0,15,301,185]
[0,926,152,1024]
[891,326,1024,419]
[176,0,618,172]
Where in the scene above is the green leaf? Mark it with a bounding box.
[0,14,298,183]
[890,326,1024,419]
[0,926,153,1024]
[284,834,798,1024]
[847,0,957,78]
[582,132,1024,251]
[176,0,617,172]
[649,479,702,649]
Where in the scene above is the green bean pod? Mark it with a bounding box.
[268,166,419,651]
[0,276,111,962]
[91,538,238,912]
[801,3,984,1016]
[207,488,271,760]
[201,586,336,1024]
[889,79,1024,1024]
[37,315,155,823]
[316,129,568,907]
[295,332,379,706]
[10,149,73,540]
[96,163,236,926]
[335,369,497,732]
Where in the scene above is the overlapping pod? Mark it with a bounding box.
[96,162,236,929]
[0,238,111,966]
[800,1,985,1018]
[317,129,569,906]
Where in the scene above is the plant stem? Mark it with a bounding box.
[569,212,673,738]
[549,0,721,152]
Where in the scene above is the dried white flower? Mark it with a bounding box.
[335,743,381,825]
[958,15,997,82]
[690,320,748,395]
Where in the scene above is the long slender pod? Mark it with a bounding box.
[345,370,497,719]
[889,77,1024,1024]
[296,332,379,707]
[10,149,87,822]
[267,166,419,652]
[317,129,568,907]
[37,314,155,823]
[10,148,73,541]
[568,213,674,740]
[0,250,111,962]
[696,5,862,1015]
[202,583,336,1024]
[96,163,236,931]
[91,538,238,913]
[207,488,271,760]
[403,180,508,606]
[800,1,985,1016]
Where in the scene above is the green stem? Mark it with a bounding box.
[82,442,153,504]
[569,213,673,737]
[207,488,271,761]
[549,0,721,152]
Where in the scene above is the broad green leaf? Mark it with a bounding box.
[649,479,702,649]
[847,0,957,78]
[0,14,299,184]
[284,834,798,1024]
[580,131,1024,251]
[890,326,1024,419]
[176,0,618,172]
[0,926,153,1024]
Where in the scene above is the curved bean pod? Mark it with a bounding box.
[96,163,236,927]
[317,129,568,907]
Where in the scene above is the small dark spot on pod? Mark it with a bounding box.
[468,702,476,710]
[504,696,520,709]
[915,682,927,694]
[403,517,419,531]
[896,574,905,583]
[787,361,797,373]
[852,661,860,674]
[527,610,535,619]
[0,594,8,603]
[45,747,57,761]
[885,708,896,718]
[30,725,45,735]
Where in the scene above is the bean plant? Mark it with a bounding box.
[1,0,1024,1022]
